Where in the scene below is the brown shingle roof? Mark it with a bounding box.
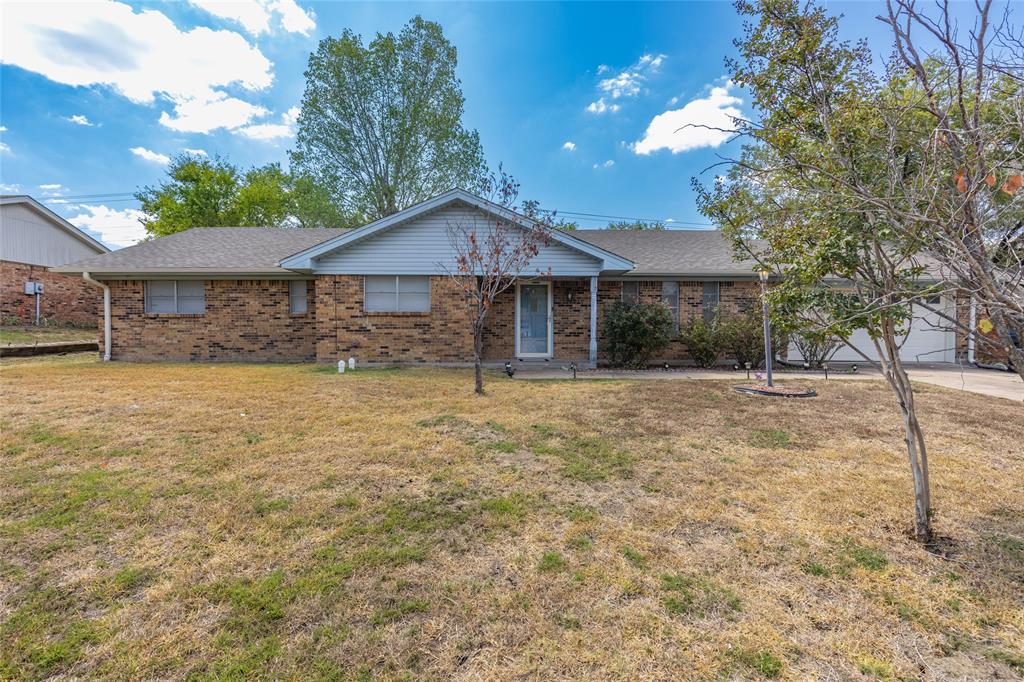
[572,229,760,278]
[51,227,347,275]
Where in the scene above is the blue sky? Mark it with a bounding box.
[0,1,988,248]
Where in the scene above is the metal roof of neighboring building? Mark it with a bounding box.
[572,229,761,278]
[51,226,348,276]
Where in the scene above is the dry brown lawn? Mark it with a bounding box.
[1,356,1022,681]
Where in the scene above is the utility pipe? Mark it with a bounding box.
[82,272,111,361]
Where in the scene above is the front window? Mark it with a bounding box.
[661,281,679,332]
[702,282,720,322]
[621,281,639,304]
[289,280,308,314]
[145,280,205,314]
[364,275,430,312]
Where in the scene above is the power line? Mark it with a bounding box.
[36,190,718,228]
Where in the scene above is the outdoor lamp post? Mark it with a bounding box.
[758,269,774,387]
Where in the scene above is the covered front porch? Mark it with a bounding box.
[481,277,600,368]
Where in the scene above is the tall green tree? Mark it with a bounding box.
[135,154,350,238]
[606,220,665,231]
[696,0,941,541]
[291,16,486,221]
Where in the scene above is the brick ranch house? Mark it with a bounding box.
[53,188,979,366]
[1,195,109,326]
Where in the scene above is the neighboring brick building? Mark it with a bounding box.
[1,195,109,326]
[53,188,977,367]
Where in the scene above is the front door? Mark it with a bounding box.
[516,282,552,358]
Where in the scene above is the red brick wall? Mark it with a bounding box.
[480,280,592,362]
[596,279,760,365]
[102,279,316,362]
[315,275,477,364]
[1,260,99,327]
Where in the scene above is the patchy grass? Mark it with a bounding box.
[0,325,95,345]
[1,358,1023,679]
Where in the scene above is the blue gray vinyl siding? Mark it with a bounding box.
[311,206,603,276]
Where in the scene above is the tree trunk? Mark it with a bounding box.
[877,324,933,542]
[473,324,484,395]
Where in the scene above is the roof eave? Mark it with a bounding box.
[50,266,308,279]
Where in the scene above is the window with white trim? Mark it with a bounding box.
[621,281,639,304]
[289,280,308,314]
[144,280,205,314]
[661,281,679,332]
[364,275,430,312]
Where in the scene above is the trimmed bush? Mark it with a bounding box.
[718,307,785,368]
[791,331,840,368]
[601,301,673,368]
[678,317,723,368]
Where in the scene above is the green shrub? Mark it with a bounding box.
[600,301,673,368]
[791,331,840,368]
[678,317,723,368]
[718,307,785,368]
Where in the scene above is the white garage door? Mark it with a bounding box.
[788,298,956,364]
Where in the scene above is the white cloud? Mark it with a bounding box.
[2,1,274,134]
[586,98,620,115]
[236,105,299,141]
[67,114,95,126]
[562,141,576,152]
[585,53,665,115]
[188,0,315,36]
[633,80,743,155]
[159,90,267,133]
[130,146,170,165]
[39,184,64,195]
[67,204,148,248]
[0,142,10,155]
[183,148,208,156]
[0,182,21,192]
[0,126,7,132]
[593,160,615,169]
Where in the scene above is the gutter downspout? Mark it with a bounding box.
[83,272,111,361]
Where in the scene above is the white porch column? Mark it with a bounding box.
[589,275,598,367]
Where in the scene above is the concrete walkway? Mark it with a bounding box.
[514,363,1023,402]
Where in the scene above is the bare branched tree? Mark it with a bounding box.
[443,170,553,394]
[877,0,1024,378]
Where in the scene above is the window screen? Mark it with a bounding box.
[702,282,720,322]
[289,280,308,314]
[661,281,679,332]
[176,281,205,314]
[145,281,205,314]
[621,281,639,304]
[397,276,430,312]
[364,276,430,312]
[145,281,176,313]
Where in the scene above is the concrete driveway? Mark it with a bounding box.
[905,365,1023,402]
[514,363,1023,402]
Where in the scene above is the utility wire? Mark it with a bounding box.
[37,191,717,228]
